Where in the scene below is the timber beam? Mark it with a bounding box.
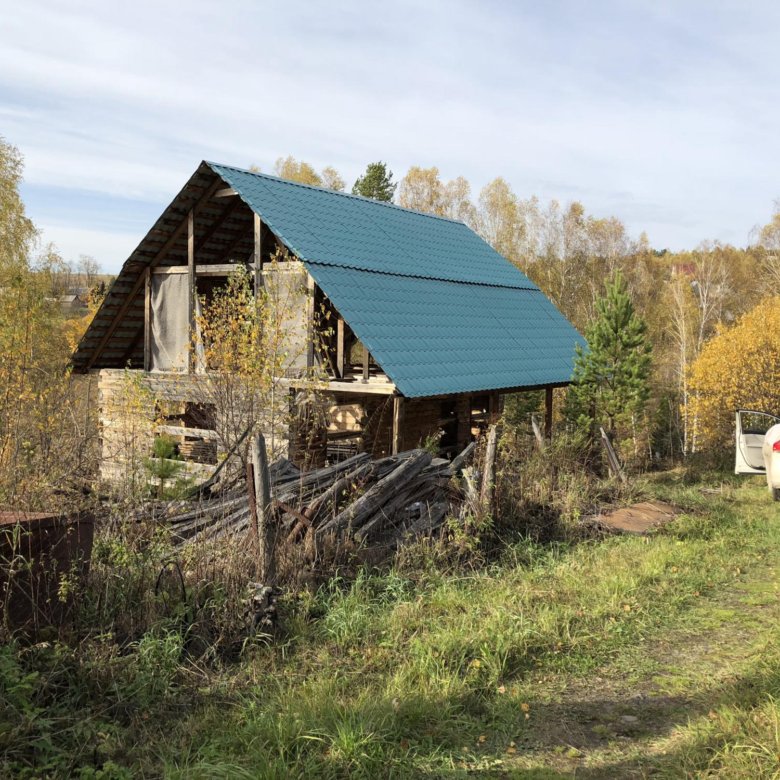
[392,395,404,454]
[545,386,554,441]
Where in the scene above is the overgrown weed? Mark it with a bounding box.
[3,437,777,776]
[494,429,641,543]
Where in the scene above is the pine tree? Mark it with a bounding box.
[566,271,652,441]
[352,162,396,202]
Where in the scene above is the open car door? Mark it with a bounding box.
[735,410,780,474]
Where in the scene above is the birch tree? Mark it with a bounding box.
[477,177,523,264]
[756,202,780,293]
[274,156,346,191]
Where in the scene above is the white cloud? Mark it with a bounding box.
[2,0,779,269]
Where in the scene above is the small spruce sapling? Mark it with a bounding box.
[144,435,186,499]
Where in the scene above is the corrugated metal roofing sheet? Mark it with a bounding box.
[205,162,582,397]
[208,162,537,290]
[308,265,582,397]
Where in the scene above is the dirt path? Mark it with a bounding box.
[514,553,780,778]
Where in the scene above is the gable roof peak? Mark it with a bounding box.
[204,160,467,226]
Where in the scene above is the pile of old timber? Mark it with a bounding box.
[163,443,477,552]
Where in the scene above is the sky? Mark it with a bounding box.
[1,0,779,273]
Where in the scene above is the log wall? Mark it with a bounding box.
[96,368,505,488]
[95,369,211,488]
[399,398,449,452]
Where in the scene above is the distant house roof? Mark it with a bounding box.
[72,162,583,397]
[671,262,697,277]
[46,294,84,307]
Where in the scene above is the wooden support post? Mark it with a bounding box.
[253,212,262,297]
[545,386,554,441]
[488,391,501,423]
[531,415,544,448]
[456,394,471,451]
[479,422,499,516]
[187,209,195,373]
[362,344,369,383]
[251,433,275,584]
[336,317,345,379]
[392,395,404,455]
[143,267,151,371]
[306,275,316,369]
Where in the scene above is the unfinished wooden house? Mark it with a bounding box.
[72,162,582,481]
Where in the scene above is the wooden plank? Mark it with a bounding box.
[306,274,316,369]
[84,176,223,370]
[600,426,626,483]
[392,395,404,455]
[253,212,262,297]
[215,187,237,197]
[531,414,544,448]
[143,267,151,371]
[194,195,243,254]
[188,209,195,373]
[251,432,275,584]
[479,422,499,514]
[336,317,345,378]
[450,441,476,472]
[119,329,143,367]
[152,263,256,276]
[195,264,247,277]
[545,386,553,441]
[316,450,432,538]
[312,380,396,396]
[362,344,369,383]
[155,424,218,441]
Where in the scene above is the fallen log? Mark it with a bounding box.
[306,460,374,526]
[449,441,476,473]
[274,453,370,505]
[316,450,432,539]
[356,470,450,542]
[167,441,477,552]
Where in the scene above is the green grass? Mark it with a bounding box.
[157,474,780,778]
[4,472,780,778]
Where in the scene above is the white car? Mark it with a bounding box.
[735,409,780,501]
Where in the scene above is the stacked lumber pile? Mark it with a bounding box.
[164,443,476,552]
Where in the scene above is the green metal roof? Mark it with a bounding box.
[208,162,583,398]
[208,162,534,289]
[308,265,580,397]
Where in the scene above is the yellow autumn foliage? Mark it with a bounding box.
[687,296,780,449]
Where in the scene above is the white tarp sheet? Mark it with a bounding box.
[150,273,189,371]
